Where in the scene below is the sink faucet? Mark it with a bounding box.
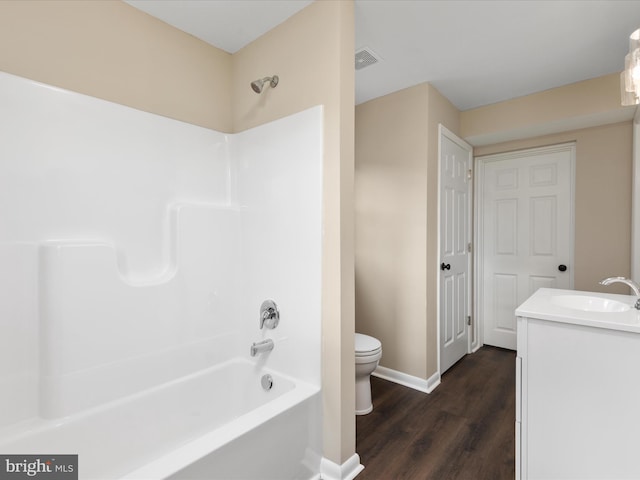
[599,276,640,309]
[250,339,274,357]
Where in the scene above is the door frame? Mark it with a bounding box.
[474,142,576,348]
[437,124,474,377]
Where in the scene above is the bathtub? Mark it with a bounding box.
[0,358,322,479]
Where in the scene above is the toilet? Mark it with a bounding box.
[355,333,382,415]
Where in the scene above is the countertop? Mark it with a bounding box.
[515,287,640,334]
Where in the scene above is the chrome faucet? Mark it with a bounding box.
[599,276,640,309]
[250,339,274,357]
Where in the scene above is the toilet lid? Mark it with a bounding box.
[355,333,381,354]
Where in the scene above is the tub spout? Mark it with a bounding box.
[250,339,274,357]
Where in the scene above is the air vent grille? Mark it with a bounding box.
[355,48,380,70]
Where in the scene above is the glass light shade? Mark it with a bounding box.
[621,71,638,105]
[630,28,640,52]
[622,29,640,106]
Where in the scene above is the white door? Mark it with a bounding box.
[439,126,472,374]
[478,144,574,350]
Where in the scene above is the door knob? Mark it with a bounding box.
[441,263,451,271]
[558,264,567,272]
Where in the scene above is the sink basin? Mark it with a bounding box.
[550,295,630,313]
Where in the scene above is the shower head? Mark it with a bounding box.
[251,75,279,93]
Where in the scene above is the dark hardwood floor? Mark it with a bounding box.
[356,346,516,480]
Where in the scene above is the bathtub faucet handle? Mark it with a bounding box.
[259,299,280,329]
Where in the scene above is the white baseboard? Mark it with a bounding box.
[320,453,364,480]
[372,365,441,394]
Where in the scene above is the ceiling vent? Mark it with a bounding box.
[355,48,380,71]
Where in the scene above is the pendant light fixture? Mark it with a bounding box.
[622,28,640,106]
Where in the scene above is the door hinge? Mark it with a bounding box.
[467,315,472,326]
[467,169,472,180]
[467,242,472,253]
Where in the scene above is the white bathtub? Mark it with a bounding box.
[0,74,324,480]
[0,359,322,479]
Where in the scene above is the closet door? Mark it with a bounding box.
[439,126,472,373]
[478,144,574,350]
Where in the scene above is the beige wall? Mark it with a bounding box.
[474,122,633,295]
[355,83,460,380]
[233,0,356,464]
[0,0,357,467]
[355,84,430,378]
[0,0,232,132]
[461,74,634,146]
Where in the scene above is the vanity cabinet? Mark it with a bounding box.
[515,288,640,479]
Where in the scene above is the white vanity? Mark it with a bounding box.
[515,288,640,479]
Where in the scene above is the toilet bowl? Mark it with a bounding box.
[355,333,382,415]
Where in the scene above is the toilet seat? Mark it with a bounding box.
[355,350,382,364]
[355,333,381,355]
[355,333,382,364]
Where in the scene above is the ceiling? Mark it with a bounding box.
[126,0,640,111]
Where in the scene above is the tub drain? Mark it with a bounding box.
[261,374,273,391]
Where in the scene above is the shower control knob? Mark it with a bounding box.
[558,264,567,272]
[259,299,280,329]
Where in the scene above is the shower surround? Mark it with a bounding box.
[0,71,323,479]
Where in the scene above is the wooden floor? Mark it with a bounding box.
[356,346,516,480]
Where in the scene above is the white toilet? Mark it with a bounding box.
[355,333,382,415]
